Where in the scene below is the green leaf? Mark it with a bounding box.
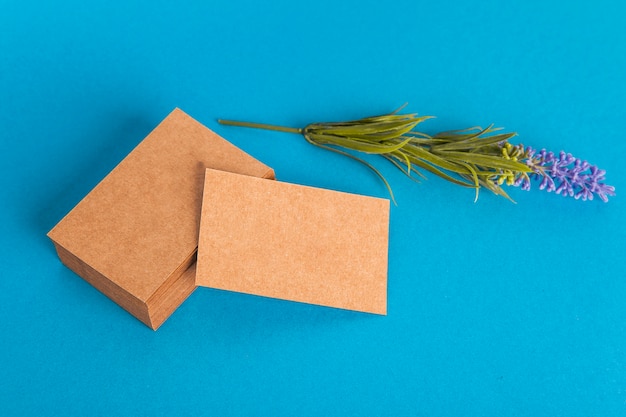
[432,132,517,151]
[434,150,532,172]
[306,132,414,155]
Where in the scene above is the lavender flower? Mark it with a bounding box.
[514,146,615,202]
[219,107,615,203]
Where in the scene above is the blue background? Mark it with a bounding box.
[2,0,625,415]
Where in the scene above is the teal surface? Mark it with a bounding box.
[1,1,625,415]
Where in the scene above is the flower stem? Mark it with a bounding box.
[217,119,302,135]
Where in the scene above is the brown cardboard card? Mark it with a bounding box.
[196,168,389,315]
[48,109,275,329]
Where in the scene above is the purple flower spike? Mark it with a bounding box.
[518,146,615,202]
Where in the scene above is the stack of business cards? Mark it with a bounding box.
[48,108,390,330]
[48,109,274,329]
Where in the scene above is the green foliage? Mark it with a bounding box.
[219,107,532,203]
